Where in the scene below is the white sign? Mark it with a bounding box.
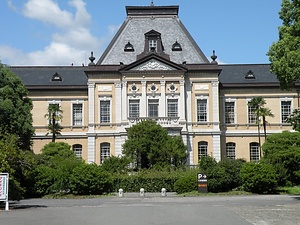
[0,173,9,210]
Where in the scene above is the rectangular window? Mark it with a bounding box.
[226,142,236,159]
[281,101,291,123]
[250,143,260,162]
[149,39,157,51]
[197,99,207,122]
[248,105,257,124]
[167,99,178,117]
[225,102,235,124]
[100,143,110,163]
[100,101,110,123]
[198,141,208,159]
[72,103,83,126]
[148,99,159,117]
[129,100,140,118]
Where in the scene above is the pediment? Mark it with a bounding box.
[131,59,175,71]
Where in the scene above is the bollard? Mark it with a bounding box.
[118,188,124,197]
[161,188,166,197]
[140,188,145,197]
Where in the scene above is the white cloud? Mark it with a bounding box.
[2,0,111,66]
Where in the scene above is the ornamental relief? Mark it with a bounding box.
[133,60,174,71]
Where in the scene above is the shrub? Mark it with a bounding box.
[207,164,231,193]
[69,164,112,195]
[174,170,198,194]
[198,156,217,172]
[241,162,278,194]
[100,156,131,174]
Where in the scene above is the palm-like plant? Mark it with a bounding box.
[259,107,274,140]
[44,104,63,142]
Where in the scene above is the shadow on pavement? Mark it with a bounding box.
[0,202,47,210]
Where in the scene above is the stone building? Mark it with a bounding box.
[11,4,297,165]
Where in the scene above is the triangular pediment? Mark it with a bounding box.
[119,54,187,72]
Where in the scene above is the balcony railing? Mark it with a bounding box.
[128,117,180,126]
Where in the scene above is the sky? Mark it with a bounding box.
[0,0,282,66]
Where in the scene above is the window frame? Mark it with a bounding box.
[280,98,292,124]
[226,142,236,159]
[99,97,112,124]
[72,144,82,158]
[198,141,208,159]
[196,98,208,122]
[100,142,110,163]
[148,99,159,118]
[250,142,260,162]
[71,101,84,126]
[129,99,140,118]
[224,100,236,124]
[167,99,178,117]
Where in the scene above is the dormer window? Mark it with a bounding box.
[52,72,62,82]
[172,41,182,51]
[149,39,157,52]
[245,70,256,79]
[124,41,134,52]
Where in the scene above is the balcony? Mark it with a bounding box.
[128,117,180,127]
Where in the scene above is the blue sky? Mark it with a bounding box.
[0,0,282,66]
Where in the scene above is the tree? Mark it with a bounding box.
[267,0,300,90]
[122,120,187,170]
[45,104,63,142]
[262,131,300,186]
[248,97,274,156]
[0,63,34,150]
[286,108,300,131]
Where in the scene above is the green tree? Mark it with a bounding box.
[260,107,274,140]
[286,108,300,131]
[34,142,83,195]
[267,0,300,90]
[122,120,187,170]
[262,131,300,186]
[45,104,63,142]
[0,63,34,150]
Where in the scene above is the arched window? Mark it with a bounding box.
[72,144,82,158]
[226,142,236,159]
[100,143,110,163]
[250,142,260,162]
[198,141,208,159]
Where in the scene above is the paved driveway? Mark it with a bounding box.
[1,194,300,225]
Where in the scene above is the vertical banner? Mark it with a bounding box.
[0,173,9,210]
[197,173,208,193]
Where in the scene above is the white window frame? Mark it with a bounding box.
[72,144,82,158]
[246,98,257,124]
[224,98,236,124]
[128,99,140,118]
[148,98,159,118]
[98,97,112,124]
[167,99,178,117]
[195,95,209,122]
[280,97,293,124]
[71,100,84,126]
[100,142,110,163]
[198,141,208,159]
[250,142,260,162]
[226,142,236,159]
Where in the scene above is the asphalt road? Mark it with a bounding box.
[1,194,300,225]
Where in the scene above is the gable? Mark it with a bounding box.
[131,59,175,71]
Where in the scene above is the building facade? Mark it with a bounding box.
[11,4,297,165]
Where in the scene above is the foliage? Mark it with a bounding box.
[241,162,278,194]
[267,0,300,90]
[0,63,34,150]
[262,131,300,186]
[207,165,231,193]
[34,142,83,195]
[44,104,63,142]
[174,170,198,194]
[100,156,131,174]
[198,156,217,172]
[69,163,112,195]
[122,120,187,170]
[286,108,300,131]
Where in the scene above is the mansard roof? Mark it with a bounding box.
[97,5,209,65]
[219,64,279,87]
[10,66,87,90]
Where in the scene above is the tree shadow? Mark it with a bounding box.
[0,202,47,210]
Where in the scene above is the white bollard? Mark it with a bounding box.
[161,188,166,197]
[118,188,124,197]
[140,188,145,197]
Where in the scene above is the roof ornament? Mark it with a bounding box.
[245,70,256,79]
[211,50,218,64]
[150,0,154,6]
[88,51,96,66]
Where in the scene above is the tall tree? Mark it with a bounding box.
[260,107,275,140]
[268,0,300,90]
[0,63,34,150]
[45,104,63,142]
[122,120,187,170]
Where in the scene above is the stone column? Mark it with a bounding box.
[115,82,122,124]
[160,80,166,117]
[88,82,95,131]
[179,79,186,121]
[140,81,147,117]
[121,80,127,121]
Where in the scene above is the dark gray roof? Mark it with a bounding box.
[97,5,209,65]
[219,64,279,87]
[10,66,87,88]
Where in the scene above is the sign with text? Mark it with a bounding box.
[0,173,8,200]
[197,173,208,193]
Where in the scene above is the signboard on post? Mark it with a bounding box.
[0,173,9,210]
[197,173,208,193]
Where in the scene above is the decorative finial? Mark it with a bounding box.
[211,50,218,64]
[88,51,96,66]
[150,0,154,6]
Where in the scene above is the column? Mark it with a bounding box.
[212,80,220,130]
[140,81,147,117]
[213,135,221,162]
[179,79,186,121]
[186,80,193,126]
[87,135,96,163]
[115,82,122,124]
[88,82,95,131]
[160,80,166,117]
[121,80,127,121]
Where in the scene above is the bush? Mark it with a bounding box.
[100,156,131,174]
[198,156,217,172]
[241,162,278,194]
[174,170,198,194]
[207,164,231,193]
[70,164,112,195]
